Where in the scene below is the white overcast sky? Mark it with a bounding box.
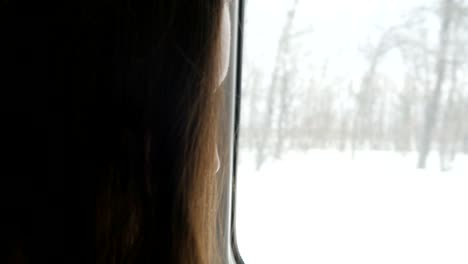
[243,0,437,88]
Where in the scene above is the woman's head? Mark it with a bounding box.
[90,1,229,263]
[2,0,229,263]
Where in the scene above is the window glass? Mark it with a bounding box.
[236,0,468,263]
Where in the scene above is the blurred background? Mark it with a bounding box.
[235,0,468,263]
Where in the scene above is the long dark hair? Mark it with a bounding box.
[1,0,225,263]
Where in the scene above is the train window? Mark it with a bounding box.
[234,0,468,263]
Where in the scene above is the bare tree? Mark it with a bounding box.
[438,0,468,170]
[351,27,398,157]
[418,0,455,169]
[255,0,299,169]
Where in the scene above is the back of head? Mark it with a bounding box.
[1,0,225,263]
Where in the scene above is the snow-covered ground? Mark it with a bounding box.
[235,150,468,264]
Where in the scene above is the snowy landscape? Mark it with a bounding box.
[235,0,468,262]
[235,150,468,264]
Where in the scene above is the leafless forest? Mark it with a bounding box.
[239,0,468,171]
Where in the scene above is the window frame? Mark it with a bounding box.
[222,0,245,263]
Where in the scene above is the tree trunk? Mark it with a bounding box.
[255,0,298,169]
[417,0,453,169]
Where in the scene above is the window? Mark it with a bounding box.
[234,0,468,263]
